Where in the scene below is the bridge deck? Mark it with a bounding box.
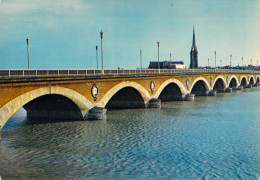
[0,69,258,83]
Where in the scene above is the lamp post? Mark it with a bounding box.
[96,46,98,69]
[208,58,209,67]
[242,57,243,69]
[157,41,160,70]
[26,37,30,70]
[140,50,142,69]
[214,51,216,68]
[230,54,232,67]
[100,31,104,69]
[170,53,172,61]
[220,60,222,67]
[257,60,258,67]
[250,59,252,65]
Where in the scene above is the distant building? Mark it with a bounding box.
[190,26,198,68]
[148,61,186,69]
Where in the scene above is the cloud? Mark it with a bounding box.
[0,0,91,32]
[0,0,89,15]
[1,0,42,14]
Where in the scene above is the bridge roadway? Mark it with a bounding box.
[0,69,260,133]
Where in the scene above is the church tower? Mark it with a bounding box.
[190,26,198,68]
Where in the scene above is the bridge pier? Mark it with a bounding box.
[147,98,161,108]
[87,107,107,120]
[231,86,238,90]
[225,87,232,93]
[216,88,232,93]
[234,86,243,90]
[208,90,217,96]
[246,84,252,88]
[215,89,225,93]
[184,94,195,101]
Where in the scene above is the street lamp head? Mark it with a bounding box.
[100,31,103,39]
[96,46,98,50]
[26,37,29,45]
[157,41,160,47]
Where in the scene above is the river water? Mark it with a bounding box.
[0,88,260,179]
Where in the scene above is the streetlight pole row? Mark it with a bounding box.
[26,33,256,70]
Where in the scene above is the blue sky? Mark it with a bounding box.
[0,0,260,69]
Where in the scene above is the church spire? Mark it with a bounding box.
[190,26,198,68]
[192,25,197,50]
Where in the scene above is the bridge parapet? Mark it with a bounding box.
[0,69,259,79]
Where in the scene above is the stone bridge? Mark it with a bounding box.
[0,69,259,132]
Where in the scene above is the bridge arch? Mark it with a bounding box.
[256,76,260,84]
[190,77,210,96]
[212,76,227,92]
[98,81,151,108]
[228,75,239,88]
[249,76,255,85]
[0,86,92,131]
[154,78,187,101]
[240,76,248,87]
